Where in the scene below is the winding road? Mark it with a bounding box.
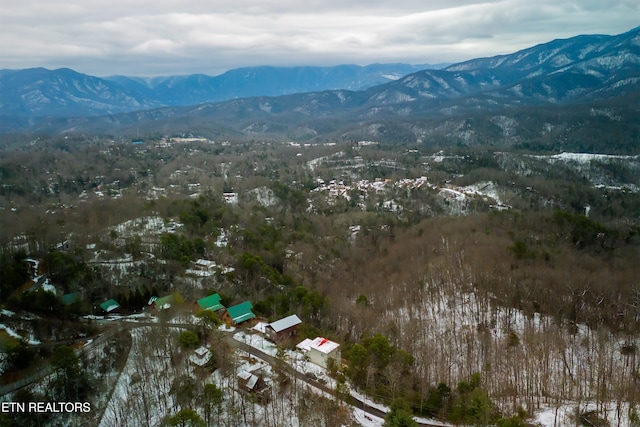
[1,317,448,426]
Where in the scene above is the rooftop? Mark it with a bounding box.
[196,293,224,311]
[268,314,302,333]
[226,301,255,324]
[195,259,217,269]
[309,337,340,354]
[61,292,80,305]
[99,299,120,313]
[154,295,174,310]
[297,336,340,354]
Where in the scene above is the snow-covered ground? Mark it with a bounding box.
[353,408,385,427]
[97,325,359,426]
[0,290,42,348]
[531,152,640,164]
[99,327,183,427]
[534,402,632,427]
[0,323,40,345]
[375,273,639,427]
[94,301,637,426]
[234,330,446,426]
[524,152,640,191]
[111,216,176,237]
[461,181,502,204]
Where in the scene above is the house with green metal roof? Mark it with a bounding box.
[223,301,255,325]
[99,299,120,313]
[61,292,80,305]
[153,295,175,311]
[194,293,225,312]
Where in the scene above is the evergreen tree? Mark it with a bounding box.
[384,398,418,427]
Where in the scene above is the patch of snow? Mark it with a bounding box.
[234,332,279,357]
[41,278,56,294]
[439,188,466,201]
[381,73,401,81]
[510,84,523,97]
[218,324,235,333]
[351,390,391,414]
[249,187,278,207]
[252,322,268,334]
[215,229,228,247]
[353,408,384,427]
[534,402,631,427]
[461,181,502,204]
[0,324,40,345]
[184,269,215,277]
[491,115,518,137]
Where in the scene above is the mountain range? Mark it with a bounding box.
[0,63,437,118]
[0,26,639,153]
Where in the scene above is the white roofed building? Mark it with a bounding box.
[194,259,217,271]
[298,336,341,369]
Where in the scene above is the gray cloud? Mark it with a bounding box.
[0,0,637,76]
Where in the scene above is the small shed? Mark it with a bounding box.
[237,370,260,392]
[189,346,212,367]
[236,369,270,402]
[61,292,80,305]
[222,301,255,325]
[266,314,302,343]
[153,295,174,311]
[99,299,120,313]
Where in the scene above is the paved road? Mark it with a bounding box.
[224,335,390,417]
[215,328,447,426]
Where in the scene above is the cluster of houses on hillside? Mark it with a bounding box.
[309,175,510,215]
[138,293,257,327]
[99,292,342,367]
[98,291,342,403]
[256,314,342,369]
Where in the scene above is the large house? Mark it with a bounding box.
[265,314,301,343]
[297,337,341,369]
[222,301,256,326]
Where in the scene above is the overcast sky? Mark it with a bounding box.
[1,0,638,77]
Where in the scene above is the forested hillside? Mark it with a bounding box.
[1,135,639,426]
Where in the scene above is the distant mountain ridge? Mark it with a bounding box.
[0,63,439,118]
[374,26,640,106]
[0,67,160,117]
[105,63,444,105]
[1,26,639,153]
